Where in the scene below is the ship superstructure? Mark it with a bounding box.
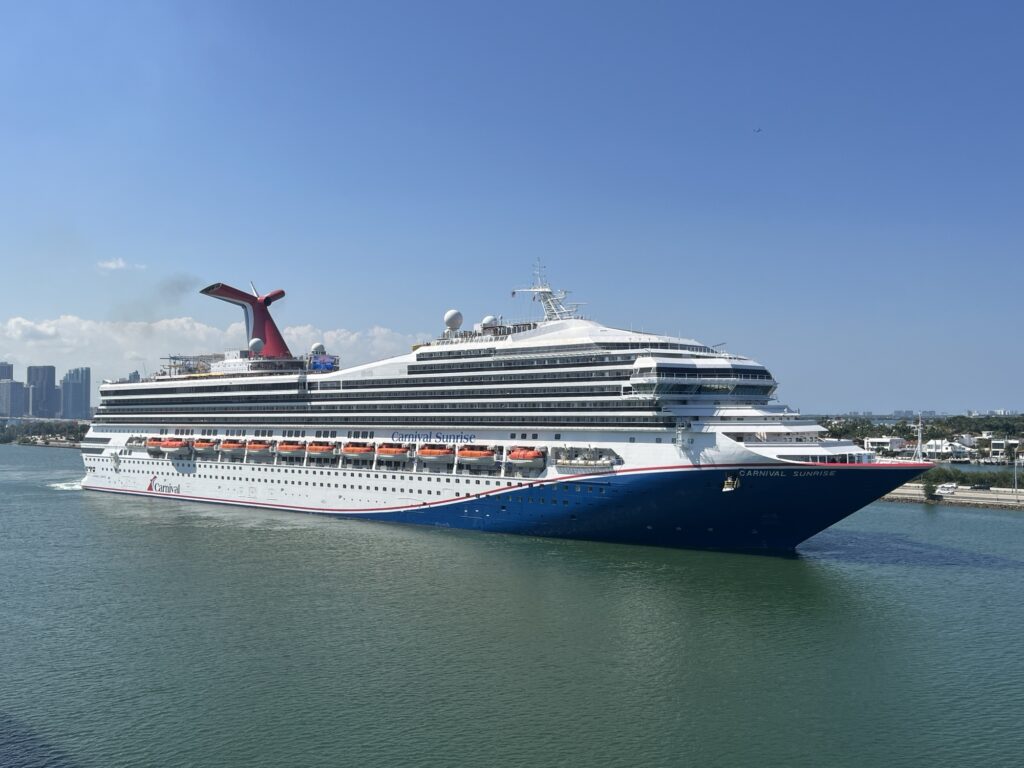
[80,275,929,552]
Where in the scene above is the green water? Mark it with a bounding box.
[2,444,1023,767]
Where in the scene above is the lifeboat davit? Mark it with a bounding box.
[277,441,306,456]
[160,438,192,457]
[341,442,375,459]
[457,445,496,464]
[193,439,219,454]
[376,443,411,460]
[418,444,455,462]
[307,441,338,456]
[507,447,545,468]
[220,440,246,455]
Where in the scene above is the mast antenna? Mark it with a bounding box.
[511,260,578,321]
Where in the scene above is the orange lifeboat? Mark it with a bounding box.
[457,445,496,464]
[507,447,545,467]
[160,438,192,457]
[246,440,273,456]
[145,437,164,454]
[307,441,338,456]
[341,442,375,459]
[377,443,410,460]
[277,441,306,456]
[418,444,455,462]
[220,440,246,455]
[193,439,219,454]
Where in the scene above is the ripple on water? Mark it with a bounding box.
[0,712,82,768]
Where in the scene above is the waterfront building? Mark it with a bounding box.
[0,380,27,418]
[27,365,57,418]
[990,438,1020,461]
[922,439,971,460]
[60,367,92,420]
[864,437,906,454]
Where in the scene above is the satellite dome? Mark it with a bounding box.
[248,337,265,355]
[311,342,326,355]
[482,315,498,327]
[444,309,463,331]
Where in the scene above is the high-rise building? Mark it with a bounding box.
[0,362,13,380]
[27,365,57,418]
[60,367,92,419]
[0,380,27,418]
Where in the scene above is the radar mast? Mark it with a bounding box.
[512,261,580,321]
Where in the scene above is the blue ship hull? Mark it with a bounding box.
[357,464,929,553]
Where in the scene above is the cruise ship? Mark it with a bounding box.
[80,276,929,553]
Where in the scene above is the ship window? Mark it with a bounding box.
[521,433,526,439]
[531,433,538,440]
[629,437,636,443]
[554,433,561,440]
[510,433,515,439]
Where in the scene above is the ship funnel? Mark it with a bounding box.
[201,282,292,358]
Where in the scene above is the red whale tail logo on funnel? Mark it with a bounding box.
[200,283,292,358]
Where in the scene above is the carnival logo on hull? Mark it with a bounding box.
[146,476,181,494]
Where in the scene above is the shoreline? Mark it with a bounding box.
[1,440,81,450]
[883,482,1024,511]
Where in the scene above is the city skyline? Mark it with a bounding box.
[1,2,1021,413]
[0,362,92,419]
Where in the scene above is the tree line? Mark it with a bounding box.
[0,420,90,444]
[823,415,1024,444]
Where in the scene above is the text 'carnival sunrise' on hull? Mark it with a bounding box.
[80,274,929,553]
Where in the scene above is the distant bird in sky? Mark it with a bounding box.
[753,127,763,133]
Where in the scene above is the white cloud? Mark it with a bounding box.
[97,258,146,270]
[0,315,428,404]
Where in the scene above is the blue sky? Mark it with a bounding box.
[1,1,1021,413]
